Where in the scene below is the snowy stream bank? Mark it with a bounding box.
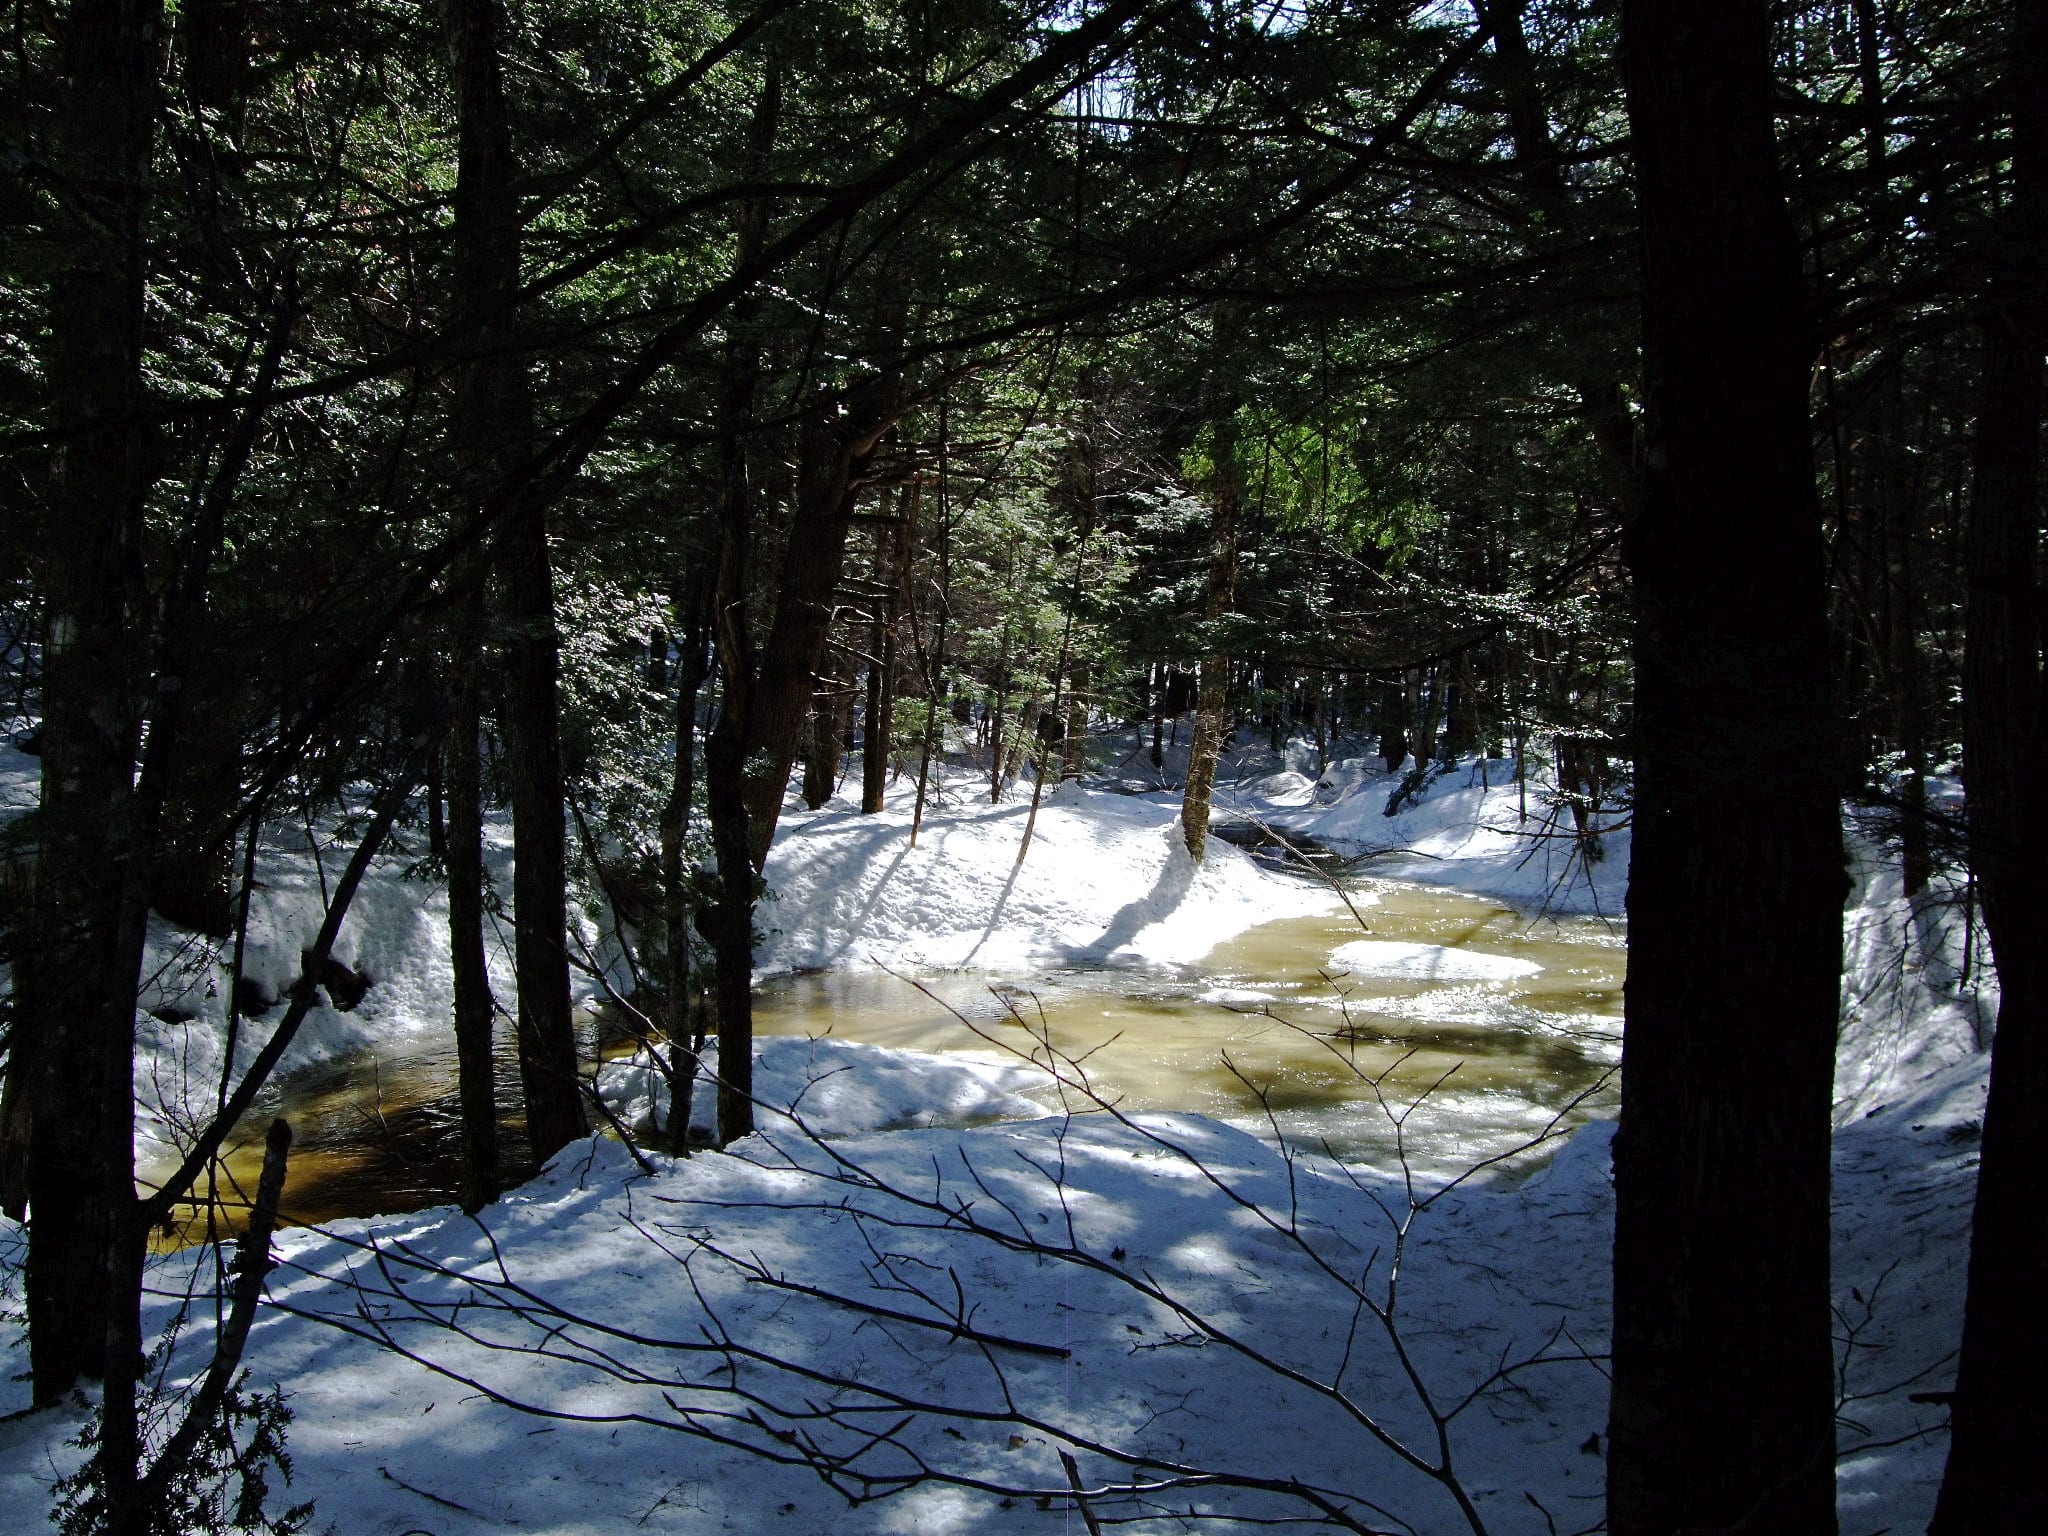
[0,746,1998,1532]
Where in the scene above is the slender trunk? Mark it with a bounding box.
[659,571,712,1148]
[1182,307,1244,863]
[862,489,910,814]
[1000,693,1044,789]
[445,579,499,1212]
[700,63,780,1146]
[1020,526,1090,865]
[1063,659,1089,780]
[1608,7,1843,1534]
[444,0,582,1166]
[912,408,952,847]
[1150,662,1166,770]
[1932,6,2048,1525]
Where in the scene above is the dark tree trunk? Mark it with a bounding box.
[445,579,499,1212]
[444,0,584,1166]
[861,491,909,815]
[1932,5,2048,1526]
[1182,306,1244,864]
[15,0,162,1415]
[704,693,756,1145]
[660,569,713,1139]
[741,358,905,864]
[1607,7,1844,1535]
[912,426,952,848]
[700,63,780,1146]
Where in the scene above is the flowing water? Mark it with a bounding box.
[144,844,1624,1244]
[752,881,1623,1178]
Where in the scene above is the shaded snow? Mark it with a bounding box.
[0,743,2001,1533]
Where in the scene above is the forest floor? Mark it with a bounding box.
[0,737,1995,1535]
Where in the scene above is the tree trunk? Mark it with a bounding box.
[667,573,716,1040]
[1607,7,1844,1535]
[445,577,499,1212]
[1149,661,1166,770]
[741,351,906,865]
[1063,659,1089,780]
[1182,306,1244,864]
[444,0,584,1166]
[1931,4,2048,1525]
[861,490,911,814]
[15,0,162,1416]
[699,62,781,1146]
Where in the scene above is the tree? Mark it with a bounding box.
[16,0,164,1409]
[1932,1,2048,1528]
[1606,4,1845,1533]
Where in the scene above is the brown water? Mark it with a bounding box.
[753,883,1623,1177]
[144,879,1624,1245]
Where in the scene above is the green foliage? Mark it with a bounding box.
[56,1369,315,1536]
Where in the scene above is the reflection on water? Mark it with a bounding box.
[145,874,1624,1245]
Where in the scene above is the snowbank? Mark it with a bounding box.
[598,1034,1045,1142]
[1156,733,1633,917]
[756,769,1344,974]
[0,741,2002,1533]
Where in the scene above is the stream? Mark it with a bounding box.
[144,843,1625,1244]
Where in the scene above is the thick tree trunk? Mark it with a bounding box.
[1932,6,2048,1526]
[15,0,162,1415]
[444,0,583,1166]
[741,359,905,864]
[803,674,847,810]
[1607,7,1844,1535]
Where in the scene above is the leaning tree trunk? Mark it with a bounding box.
[1181,306,1244,863]
[1607,6,1845,1535]
[741,404,897,864]
[444,0,583,1166]
[1931,4,2048,1527]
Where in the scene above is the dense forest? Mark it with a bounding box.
[0,1,2041,1532]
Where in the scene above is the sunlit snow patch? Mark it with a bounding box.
[1328,939,1541,982]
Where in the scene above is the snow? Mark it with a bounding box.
[0,742,2000,1533]
[127,814,548,1168]
[600,1035,1046,1143]
[1330,937,1543,982]
[755,771,1344,974]
[1190,735,1631,918]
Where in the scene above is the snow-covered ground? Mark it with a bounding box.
[755,772,1342,974]
[0,740,1998,1533]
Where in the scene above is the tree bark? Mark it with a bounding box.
[15,0,162,1414]
[701,60,781,1146]
[1931,3,2048,1526]
[741,331,906,863]
[1182,307,1244,864]
[444,576,499,1212]
[1607,7,1844,1535]
[443,0,584,1166]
